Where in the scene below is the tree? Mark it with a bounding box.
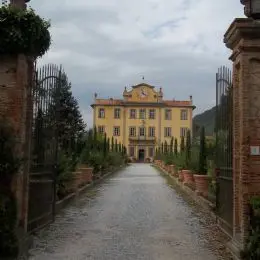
[119,142,122,153]
[115,139,118,152]
[164,140,168,154]
[107,137,110,152]
[161,142,164,155]
[180,136,185,153]
[199,127,207,174]
[174,138,178,156]
[93,126,98,150]
[111,137,114,151]
[170,137,174,155]
[185,130,191,168]
[49,73,86,153]
[103,133,107,157]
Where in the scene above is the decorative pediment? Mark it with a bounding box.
[123,83,163,103]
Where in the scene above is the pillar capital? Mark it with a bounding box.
[224,18,260,60]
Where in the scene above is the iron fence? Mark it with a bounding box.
[215,66,233,235]
[27,64,64,233]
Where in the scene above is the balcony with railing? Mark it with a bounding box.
[128,135,156,142]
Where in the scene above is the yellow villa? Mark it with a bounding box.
[91,83,195,162]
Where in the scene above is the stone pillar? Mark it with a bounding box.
[224,18,260,249]
[0,55,32,252]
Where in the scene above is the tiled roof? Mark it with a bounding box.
[93,99,193,107]
[163,100,193,106]
[94,99,124,105]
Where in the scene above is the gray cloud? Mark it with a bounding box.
[31,0,243,125]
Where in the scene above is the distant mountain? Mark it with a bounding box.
[193,106,216,136]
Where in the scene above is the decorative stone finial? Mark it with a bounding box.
[94,93,97,99]
[241,0,260,19]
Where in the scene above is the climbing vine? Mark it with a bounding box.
[0,3,51,57]
[241,196,260,260]
[0,119,21,258]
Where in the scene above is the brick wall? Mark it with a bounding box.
[0,54,32,231]
[225,18,260,247]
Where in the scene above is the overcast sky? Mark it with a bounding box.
[30,0,243,126]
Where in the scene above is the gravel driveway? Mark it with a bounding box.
[29,164,230,260]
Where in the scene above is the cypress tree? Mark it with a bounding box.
[170,137,174,155]
[93,126,98,150]
[119,142,122,153]
[107,137,110,152]
[161,142,164,155]
[115,139,118,152]
[164,140,168,154]
[199,126,207,174]
[103,133,107,157]
[111,137,114,151]
[174,138,178,156]
[121,144,124,155]
[185,130,191,168]
[180,136,185,153]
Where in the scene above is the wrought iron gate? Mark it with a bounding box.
[27,64,63,233]
[215,66,233,235]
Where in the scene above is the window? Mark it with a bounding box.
[164,127,172,137]
[113,126,120,136]
[130,109,136,119]
[129,127,136,137]
[148,147,154,157]
[114,108,121,119]
[180,127,189,137]
[181,109,188,120]
[148,127,155,137]
[149,109,156,119]
[139,127,145,137]
[139,109,146,119]
[129,146,135,157]
[98,126,105,134]
[165,109,172,120]
[98,108,105,118]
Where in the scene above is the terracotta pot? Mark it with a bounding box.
[194,174,211,197]
[178,170,184,182]
[173,166,179,177]
[78,166,93,184]
[182,169,194,185]
[168,165,175,175]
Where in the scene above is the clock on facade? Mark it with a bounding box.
[140,88,147,98]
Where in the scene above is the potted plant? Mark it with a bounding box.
[182,130,194,185]
[176,152,185,182]
[194,127,211,197]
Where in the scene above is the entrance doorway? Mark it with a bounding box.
[138,149,145,162]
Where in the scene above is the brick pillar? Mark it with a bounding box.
[0,55,32,249]
[224,18,260,248]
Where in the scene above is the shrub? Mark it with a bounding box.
[87,151,104,174]
[0,5,51,57]
[56,151,76,199]
[0,119,20,258]
[241,196,260,260]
